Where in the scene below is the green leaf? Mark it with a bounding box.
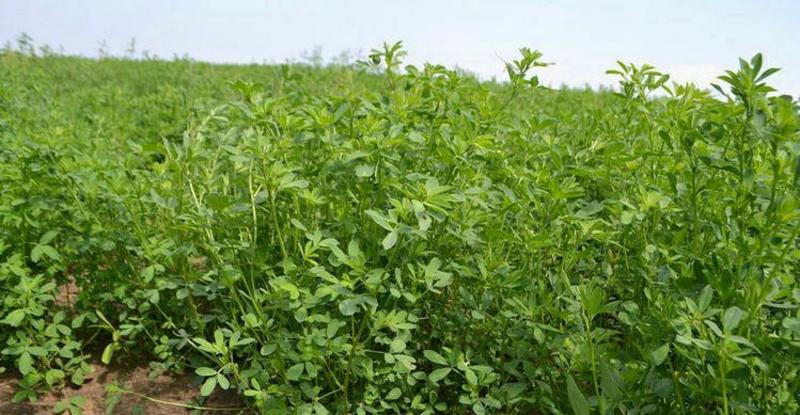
[382,230,398,250]
[408,131,425,143]
[566,374,590,415]
[423,350,448,365]
[28,346,47,356]
[339,299,360,316]
[365,209,395,231]
[722,307,745,332]
[309,266,340,285]
[286,363,305,381]
[261,344,277,356]
[783,317,800,333]
[53,399,69,414]
[264,397,287,415]
[45,369,65,385]
[31,244,60,262]
[194,338,217,354]
[195,367,217,377]
[651,343,670,366]
[18,352,33,375]
[216,373,230,390]
[142,265,156,283]
[729,335,759,351]
[600,364,623,400]
[313,402,329,415]
[355,164,374,178]
[305,362,319,377]
[278,175,309,191]
[39,229,59,245]
[326,319,346,338]
[101,343,117,365]
[2,309,26,327]
[200,377,217,396]
[429,367,451,383]
[698,285,714,311]
[620,210,636,225]
[385,387,401,400]
[465,368,478,385]
[390,338,406,353]
[270,277,300,300]
[290,218,308,231]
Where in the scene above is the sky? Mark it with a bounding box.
[1,0,799,96]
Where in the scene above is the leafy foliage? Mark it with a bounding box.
[1,38,799,414]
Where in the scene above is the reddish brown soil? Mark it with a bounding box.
[0,277,252,414]
[0,363,250,414]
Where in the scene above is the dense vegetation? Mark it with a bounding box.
[1,39,799,414]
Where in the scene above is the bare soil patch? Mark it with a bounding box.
[0,363,249,415]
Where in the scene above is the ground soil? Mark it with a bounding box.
[1,278,251,414]
[0,362,249,414]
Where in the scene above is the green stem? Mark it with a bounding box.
[112,387,248,412]
[582,311,603,414]
[270,191,288,259]
[720,356,729,415]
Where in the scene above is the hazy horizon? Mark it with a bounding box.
[2,0,798,96]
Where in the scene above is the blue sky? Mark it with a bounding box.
[2,0,799,95]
